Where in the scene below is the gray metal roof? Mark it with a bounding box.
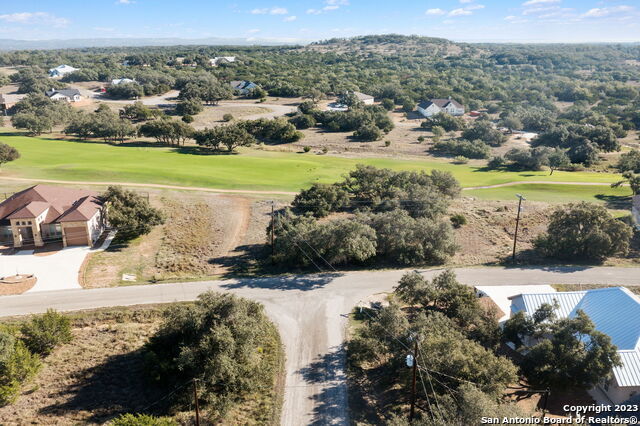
[45,88,81,98]
[512,287,640,387]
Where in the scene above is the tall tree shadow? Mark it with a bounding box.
[37,348,169,423]
[594,194,633,210]
[298,345,350,425]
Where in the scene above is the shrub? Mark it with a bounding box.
[384,140,391,147]
[292,183,350,217]
[381,98,395,111]
[303,145,311,153]
[417,136,425,143]
[487,156,506,169]
[432,139,490,159]
[353,123,382,141]
[534,202,633,261]
[222,113,234,122]
[20,309,72,356]
[450,213,467,228]
[0,143,20,168]
[0,336,41,406]
[462,121,507,147]
[273,213,377,266]
[289,113,316,129]
[101,186,165,240]
[175,99,203,116]
[181,114,193,124]
[321,146,328,154]
[110,414,177,426]
[453,156,469,164]
[368,210,457,265]
[145,292,281,416]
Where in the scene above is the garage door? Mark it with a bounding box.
[64,227,88,246]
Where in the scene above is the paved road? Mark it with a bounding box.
[1,266,639,425]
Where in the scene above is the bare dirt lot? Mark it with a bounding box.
[83,190,275,287]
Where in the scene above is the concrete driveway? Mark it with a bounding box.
[0,232,115,293]
[0,247,87,292]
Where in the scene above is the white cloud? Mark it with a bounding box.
[466,4,485,10]
[426,8,446,15]
[523,6,557,15]
[449,8,473,16]
[283,15,297,22]
[459,0,474,3]
[251,7,288,15]
[522,0,559,5]
[0,12,69,27]
[307,0,349,15]
[116,0,135,4]
[582,5,634,18]
[247,28,261,33]
[270,7,288,15]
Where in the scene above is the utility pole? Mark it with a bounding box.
[193,379,201,426]
[270,201,275,263]
[542,388,550,419]
[512,194,526,262]
[409,339,418,423]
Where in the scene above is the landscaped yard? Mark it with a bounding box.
[0,132,630,203]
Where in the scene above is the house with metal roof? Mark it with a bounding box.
[417,97,465,117]
[509,287,640,404]
[633,195,639,230]
[48,64,79,78]
[0,185,105,248]
[45,88,82,103]
[229,80,258,95]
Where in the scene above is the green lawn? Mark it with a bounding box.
[0,133,626,199]
[465,183,633,204]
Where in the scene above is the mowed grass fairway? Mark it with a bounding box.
[0,133,631,202]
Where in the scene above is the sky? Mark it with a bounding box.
[0,0,638,43]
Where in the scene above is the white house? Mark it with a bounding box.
[48,65,79,78]
[210,56,236,66]
[111,78,136,86]
[507,287,640,404]
[417,97,465,118]
[353,91,375,105]
[633,195,640,230]
[45,89,82,102]
[230,80,258,95]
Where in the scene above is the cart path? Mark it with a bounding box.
[0,176,298,195]
[0,176,622,196]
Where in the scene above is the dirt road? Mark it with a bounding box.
[2,266,639,425]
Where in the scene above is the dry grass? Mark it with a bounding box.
[0,306,166,425]
[0,304,285,425]
[448,198,552,265]
[154,197,221,278]
[190,104,270,129]
[82,191,267,286]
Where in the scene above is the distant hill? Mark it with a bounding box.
[0,37,300,51]
[305,34,469,56]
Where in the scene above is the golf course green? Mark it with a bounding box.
[0,132,631,203]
